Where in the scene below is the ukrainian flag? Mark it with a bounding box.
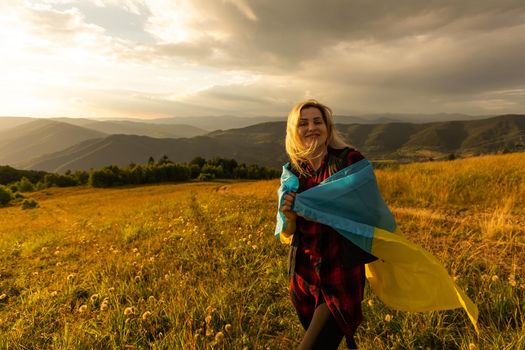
[275,159,478,332]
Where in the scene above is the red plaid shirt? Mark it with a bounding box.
[290,147,369,346]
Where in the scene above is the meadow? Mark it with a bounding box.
[0,152,524,349]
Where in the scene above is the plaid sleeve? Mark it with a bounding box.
[346,148,365,165]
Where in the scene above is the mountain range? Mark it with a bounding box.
[95,112,487,130]
[0,114,523,173]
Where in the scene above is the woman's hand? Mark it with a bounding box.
[280,192,297,222]
[280,192,297,238]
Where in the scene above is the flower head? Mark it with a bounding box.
[508,274,517,287]
[224,323,232,333]
[215,331,224,342]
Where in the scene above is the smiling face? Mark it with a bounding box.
[297,107,328,150]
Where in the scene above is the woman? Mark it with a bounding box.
[279,99,376,349]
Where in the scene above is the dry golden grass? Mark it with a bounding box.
[376,152,525,213]
[0,153,524,349]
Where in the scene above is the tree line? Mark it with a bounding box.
[0,156,280,206]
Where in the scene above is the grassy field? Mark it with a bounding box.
[0,153,524,349]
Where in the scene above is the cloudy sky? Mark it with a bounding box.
[1,0,525,119]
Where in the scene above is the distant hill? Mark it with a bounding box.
[18,114,525,172]
[206,121,287,144]
[339,114,525,159]
[0,117,209,139]
[0,119,107,167]
[22,133,286,173]
[356,113,488,124]
[108,115,380,129]
[51,118,208,138]
[0,117,34,132]
[114,113,489,129]
[0,117,212,168]
[132,115,286,131]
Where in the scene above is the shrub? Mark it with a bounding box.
[197,173,215,181]
[35,182,48,191]
[14,192,25,199]
[0,186,13,206]
[17,177,35,192]
[21,198,38,209]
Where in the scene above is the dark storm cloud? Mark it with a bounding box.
[158,0,525,68]
[137,0,525,114]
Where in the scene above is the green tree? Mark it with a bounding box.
[0,165,47,185]
[127,165,145,184]
[188,164,201,179]
[44,173,78,187]
[158,155,172,165]
[190,156,206,168]
[201,164,224,178]
[89,166,125,188]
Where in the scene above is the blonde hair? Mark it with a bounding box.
[285,99,350,176]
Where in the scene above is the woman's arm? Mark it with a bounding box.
[282,217,296,237]
[280,192,297,237]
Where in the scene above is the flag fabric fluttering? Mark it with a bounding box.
[275,159,478,332]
